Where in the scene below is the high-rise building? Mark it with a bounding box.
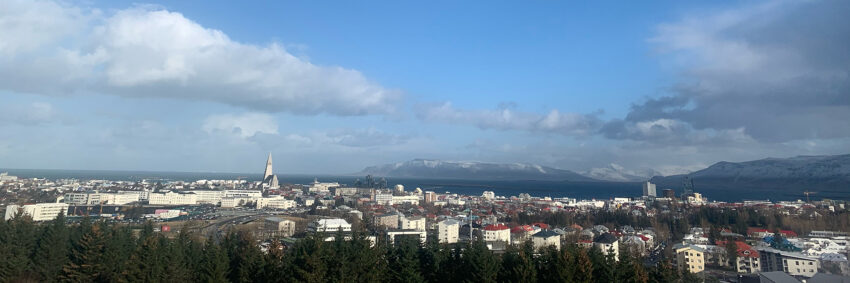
[642,181,657,197]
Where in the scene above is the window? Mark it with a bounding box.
[808,262,813,265]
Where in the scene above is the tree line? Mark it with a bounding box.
[0,213,702,283]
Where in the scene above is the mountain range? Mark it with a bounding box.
[359,154,850,197]
[650,154,850,197]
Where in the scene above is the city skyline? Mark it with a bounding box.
[1,0,849,176]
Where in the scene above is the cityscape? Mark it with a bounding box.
[2,154,849,282]
[2,0,850,282]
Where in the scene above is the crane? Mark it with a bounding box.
[803,191,817,203]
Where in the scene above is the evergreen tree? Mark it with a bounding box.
[0,213,38,281]
[388,236,424,283]
[573,246,593,283]
[461,240,499,283]
[60,224,107,282]
[498,242,536,283]
[199,240,230,283]
[32,213,70,282]
[123,234,165,282]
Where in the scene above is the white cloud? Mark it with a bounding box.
[416,102,602,136]
[0,1,399,116]
[203,113,278,138]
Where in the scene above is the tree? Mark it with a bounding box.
[573,247,593,283]
[61,224,107,282]
[460,240,499,283]
[388,236,424,283]
[724,240,739,268]
[499,242,537,283]
[199,240,230,283]
[32,213,70,282]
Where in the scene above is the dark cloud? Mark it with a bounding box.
[607,0,850,143]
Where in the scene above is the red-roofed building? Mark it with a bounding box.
[532,222,550,229]
[717,241,761,273]
[484,224,511,245]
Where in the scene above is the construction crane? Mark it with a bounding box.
[803,191,817,203]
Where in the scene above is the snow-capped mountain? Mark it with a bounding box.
[581,163,661,182]
[358,159,597,181]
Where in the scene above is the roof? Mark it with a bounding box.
[716,241,759,258]
[532,230,561,239]
[809,273,850,283]
[484,224,510,231]
[593,233,618,244]
[759,271,801,283]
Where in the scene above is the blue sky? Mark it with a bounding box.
[1,0,848,179]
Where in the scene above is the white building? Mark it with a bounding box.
[438,219,460,244]
[399,216,426,231]
[392,195,420,206]
[593,233,620,261]
[308,218,352,233]
[63,192,140,205]
[757,247,819,278]
[308,181,340,193]
[374,193,393,205]
[256,197,296,210]
[148,191,198,205]
[4,203,69,221]
[532,230,561,250]
[642,182,657,197]
[483,224,511,244]
[482,191,495,200]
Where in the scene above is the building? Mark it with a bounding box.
[373,213,399,229]
[424,191,437,204]
[532,230,561,250]
[399,216,426,231]
[387,229,427,244]
[4,203,69,221]
[263,153,279,189]
[148,191,197,205]
[374,193,393,206]
[593,233,620,261]
[307,218,352,233]
[642,181,657,197]
[333,187,358,196]
[256,197,297,209]
[63,192,141,205]
[674,243,705,274]
[482,191,495,200]
[757,247,819,278]
[483,224,511,245]
[717,241,760,273]
[438,219,460,244]
[392,195,419,206]
[263,217,296,237]
[663,189,676,198]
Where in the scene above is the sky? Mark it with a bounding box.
[1,0,848,178]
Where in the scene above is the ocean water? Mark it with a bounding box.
[0,168,836,202]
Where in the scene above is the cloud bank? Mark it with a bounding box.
[0,0,399,116]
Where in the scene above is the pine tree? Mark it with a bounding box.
[389,236,424,283]
[573,247,593,283]
[199,240,230,283]
[32,213,70,282]
[0,212,38,281]
[60,224,107,282]
[461,240,499,283]
[498,242,536,283]
[589,246,615,282]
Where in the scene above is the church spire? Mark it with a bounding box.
[263,152,273,181]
